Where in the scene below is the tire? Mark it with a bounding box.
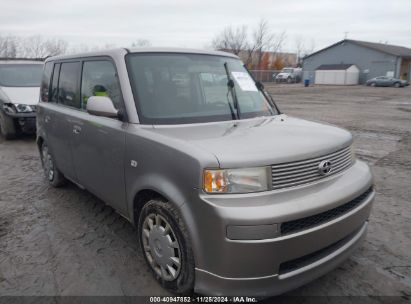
[41,142,66,187]
[370,82,376,87]
[394,82,400,88]
[287,77,292,84]
[0,110,16,139]
[139,199,195,295]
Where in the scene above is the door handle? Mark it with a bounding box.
[73,125,82,134]
[44,115,51,123]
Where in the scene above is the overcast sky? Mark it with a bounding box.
[1,0,411,52]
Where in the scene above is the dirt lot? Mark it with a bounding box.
[0,85,410,299]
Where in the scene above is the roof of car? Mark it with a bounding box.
[46,47,239,62]
[0,58,44,64]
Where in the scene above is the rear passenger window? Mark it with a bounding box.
[81,60,121,110]
[40,62,53,102]
[58,62,81,108]
[50,63,60,103]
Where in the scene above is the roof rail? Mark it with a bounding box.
[0,57,45,61]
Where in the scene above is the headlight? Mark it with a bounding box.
[203,167,270,194]
[13,104,34,113]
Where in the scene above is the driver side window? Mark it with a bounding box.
[81,60,121,110]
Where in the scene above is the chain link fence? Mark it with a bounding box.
[249,70,280,83]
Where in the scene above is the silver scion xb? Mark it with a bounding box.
[36,48,375,297]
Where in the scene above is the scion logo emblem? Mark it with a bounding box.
[318,160,332,175]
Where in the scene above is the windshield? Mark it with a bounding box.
[0,64,43,87]
[281,68,293,73]
[126,53,277,124]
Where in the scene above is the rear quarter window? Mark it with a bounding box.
[40,62,53,102]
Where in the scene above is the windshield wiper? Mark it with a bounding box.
[226,92,237,120]
[243,64,281,114]
[224,62,241,119]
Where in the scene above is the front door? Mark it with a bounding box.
[70,59,127,214]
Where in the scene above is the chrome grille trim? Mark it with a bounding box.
[271,146,353,190]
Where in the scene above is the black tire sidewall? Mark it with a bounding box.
[0,110,16,139]
[41,142,66,187]
[138,200,194,294]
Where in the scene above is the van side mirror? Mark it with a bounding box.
[86,96,118,118]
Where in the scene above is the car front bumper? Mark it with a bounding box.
[188,160,374,296]
[3,110,36,133]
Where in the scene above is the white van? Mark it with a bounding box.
[0,59,44,139]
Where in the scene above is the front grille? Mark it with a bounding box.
[279,226,362,275]
[271,146,353,190]
[281,187,373,235]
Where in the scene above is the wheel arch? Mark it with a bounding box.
[132,188,169,225]
[36,135,44,152]
[130,185,201,267]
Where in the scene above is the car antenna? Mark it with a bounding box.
[224,62,241,120]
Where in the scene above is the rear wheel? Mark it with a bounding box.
[139,199,194,294]
[41,142,66,187]
[394,82,400,88]
[0,110,16,139]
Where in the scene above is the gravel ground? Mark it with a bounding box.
[0,85,410,300]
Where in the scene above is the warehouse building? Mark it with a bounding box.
[303,39,411,84]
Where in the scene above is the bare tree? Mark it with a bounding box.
[211,25,248,55]
[44,38,68,57]
[5,35,69,58]
[131,39,151,48]
[0,34,18,58]
[295,35,305,66]
[246,19,286,68]
[19,36,47,58]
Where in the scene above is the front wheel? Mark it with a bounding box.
[370,82,377,87]
[139,199,194,294]
[41,142,66,187]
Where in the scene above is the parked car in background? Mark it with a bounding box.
[366,76,409,88]
[37,48,374,297]
[275,67,302,83]
[0,59,43,139]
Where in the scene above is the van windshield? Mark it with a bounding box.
[0,64,43,87]
[126,53,277,124]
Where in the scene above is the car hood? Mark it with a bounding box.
[0,86,40,105]
[149,115,353,168]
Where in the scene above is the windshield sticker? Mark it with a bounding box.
[231,72,258,92]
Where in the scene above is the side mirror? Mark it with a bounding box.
[86,96,118,118]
